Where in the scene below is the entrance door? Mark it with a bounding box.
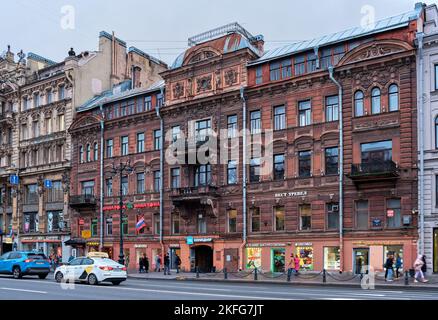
[353,248,369,274]
[170,248,181,270]
[224,249,238,272]
[194,245,213,273]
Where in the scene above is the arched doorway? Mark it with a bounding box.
[193,245,213,273]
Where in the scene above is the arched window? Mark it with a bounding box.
[388,84,399,112]
[371,87,381,114]
[354,91,364,117]
[86,144,91,162]
[79,146,84,164]
[94,143,98,161]
[435,116,438,149]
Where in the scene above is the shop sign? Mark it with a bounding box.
[79,218,85,226]
[20,236,61,242]
[87,242,100,247]
[103,202,160,211]
[134,244,148,248]
[387,209,395,218]
[3,237,13,244]
[81,230,91,239]
[275,191,308,198]
[353,241,403,246]
[247,243,289,248]
[186,236,194,245]
[193,238,213,243]
[295,242,312,247]
[169,244,180,248]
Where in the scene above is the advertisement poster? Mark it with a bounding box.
[246,248,262,269]
[296,246,314,271]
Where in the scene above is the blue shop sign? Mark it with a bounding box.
[9,175,19,185]
[186,236,194,245]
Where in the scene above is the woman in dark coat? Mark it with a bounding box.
[421,255,427,274]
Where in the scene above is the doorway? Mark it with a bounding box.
[271,248,285,273]
[170,248,181,270]
[224,248,238,272]
[353,248,369,274]
[191,245,213,273]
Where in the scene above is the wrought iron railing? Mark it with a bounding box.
[351,160,398,176]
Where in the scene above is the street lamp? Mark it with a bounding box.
[109,160,133,265]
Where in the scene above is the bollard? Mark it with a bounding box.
[287,268,291,282]
[254,267,258,281]
[323,269,327,283]
[196,266,200,278]
[224,268,228,280]
[405,270,409,286]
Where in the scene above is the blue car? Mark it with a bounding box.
[0,251,51,279]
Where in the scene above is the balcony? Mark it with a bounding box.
[349,160,399,184]
[69,194,97,209]
[171,186,219,218]
[171,185,219,202]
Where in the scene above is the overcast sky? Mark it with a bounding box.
[0,0,430,66]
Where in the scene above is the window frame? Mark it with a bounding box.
[274,105,286,131]
[298,100,311,127]
[137,132,145,153]
[274,206,285,232]
[355,200,369,230]
[388,84,399,112]
[371,87,381,114]
[298,150,312,178]
[136,172,145,194]
[273,154,285,180]
[121,136,129,156]
[299,204,312,231]
[325,147,339,176]
[227,209,237,233]
[325,95,339,122]
[354,90,364,117]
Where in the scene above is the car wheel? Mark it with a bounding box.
[112,280,122,286]
[12,266,22,279]
[55,272,64,283]
[87,273,99,286]
[38,273,49,280]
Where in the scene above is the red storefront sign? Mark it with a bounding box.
[103,202,160,211]
[79,218,85,225]
[387,209,395,218]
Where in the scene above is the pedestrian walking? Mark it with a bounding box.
[175,254,181,274]
[395,254,402,279]
[421,255,427,275]
[414,255,429,283]
[293,254,300,276]
[287,254,295,278]
[139,255,145,273]
[155,255,161,272]
[164,253,171,275]
[384,254,394,281]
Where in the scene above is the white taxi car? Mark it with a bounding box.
[54,252,127,286]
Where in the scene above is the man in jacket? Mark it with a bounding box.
[164,253,171,275]
[384,255,394,281]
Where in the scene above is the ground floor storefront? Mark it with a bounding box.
[18,234,72,262]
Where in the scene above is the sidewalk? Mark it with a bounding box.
[127,270,438,290]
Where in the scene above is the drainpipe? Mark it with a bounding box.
[417,31,425,256]
[156,87,165,261]
[99,102,105,251]
[328,66,344,272]
[239,86,247,271]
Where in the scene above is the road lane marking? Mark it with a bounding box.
[1,287,47,294]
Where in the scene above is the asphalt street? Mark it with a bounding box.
[0,275,437,300]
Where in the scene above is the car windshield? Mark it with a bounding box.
[27,254,47,260]
[95,258,119,265]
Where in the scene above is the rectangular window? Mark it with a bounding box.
[106,139,113,158]
[327,203,340,230]
[195,164,211,187]
[33,93,40,108]
[127,99,135,115]
[23,212,38,233]
[121,136,129,156]
[251,207,261,232]
[171,168,180,189]
[325,147,339,175]
[195,119,211,142]
[120,102,127,116]
[58,114,65,131]
[325,95,339,122]
[137,173,145,194]
[274,154,285,180]
[197,214,207,234]
[307,52,317,72]
[106,178,113,197]
[227,160,237,185]
[270,62,280,81]
[122,217,128,236]
[386,198,402,228]
[281,59,292,79]
[333,45,346,65]
[137,133,145,153]
[81,180,95,196]
[255,66,263,84]
[91,219,98,237]
[154,129,161,150]
[294,55,305,76]
[274,105,286,130]
[250,110,261,134]
[46,90,52,104]
[361,140,392,163]
[299,204,312,231]
[106,218,113,236]
[145,96,152,111]
[250,158,260,183]
[154,214,160,235]
[320,48,332,69]
[153,171,161,192]
[355,200,369,230]
[172,126,181,142]
[228,209,237,233]
[274,206,285,231]
[121,176,128,196]
[25,184,39,204]
[299,150,311,177]
[298,100,311,127]
[58,86,65,100]
[172,213,180,234]
[227,115,238,138]
[47,181,63,203]
[136,97,144,113]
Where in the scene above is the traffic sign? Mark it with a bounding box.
[44,179,52,189]
[9,175,19,185]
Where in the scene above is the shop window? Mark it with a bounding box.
[227,160,237,185]
[272,249,285,273]
[274,206,285,231]
[246,247,261,269]
[299,204,311,231]
[298,100,311,127]
[250,110,261,134]
[326,203,339,230]
[355,200,369,230]
[324,247,340,271]
[325,95,339,122]
[250,158,260,183]
[296,246,314,271]
[354,91,364,117]
[250,207,261,233]
[91,219,98,237]
[172,213,180,234]
[273,154,285,180]
[298,150,311,177]
[371,87,381,114]
[388,84,399,112]
[433,229,438,273]
[23,212,38,233]
[325,147,338,175]
[106,139,113,158]
[274,105,286,130]
[227,209,237,233]
[386,198,401,228]
[106,218,113,236]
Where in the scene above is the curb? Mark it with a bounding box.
[127,275,438,291]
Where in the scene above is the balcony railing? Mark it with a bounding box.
[69,194,96,208]
[350,160,399,178]
[171,185,218,199]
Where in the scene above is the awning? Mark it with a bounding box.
[64,239,86,246]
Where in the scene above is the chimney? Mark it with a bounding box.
[250,35,265,56]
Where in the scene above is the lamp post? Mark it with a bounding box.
[110,161,133,266]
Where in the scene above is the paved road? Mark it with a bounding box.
[0,275,437,300]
